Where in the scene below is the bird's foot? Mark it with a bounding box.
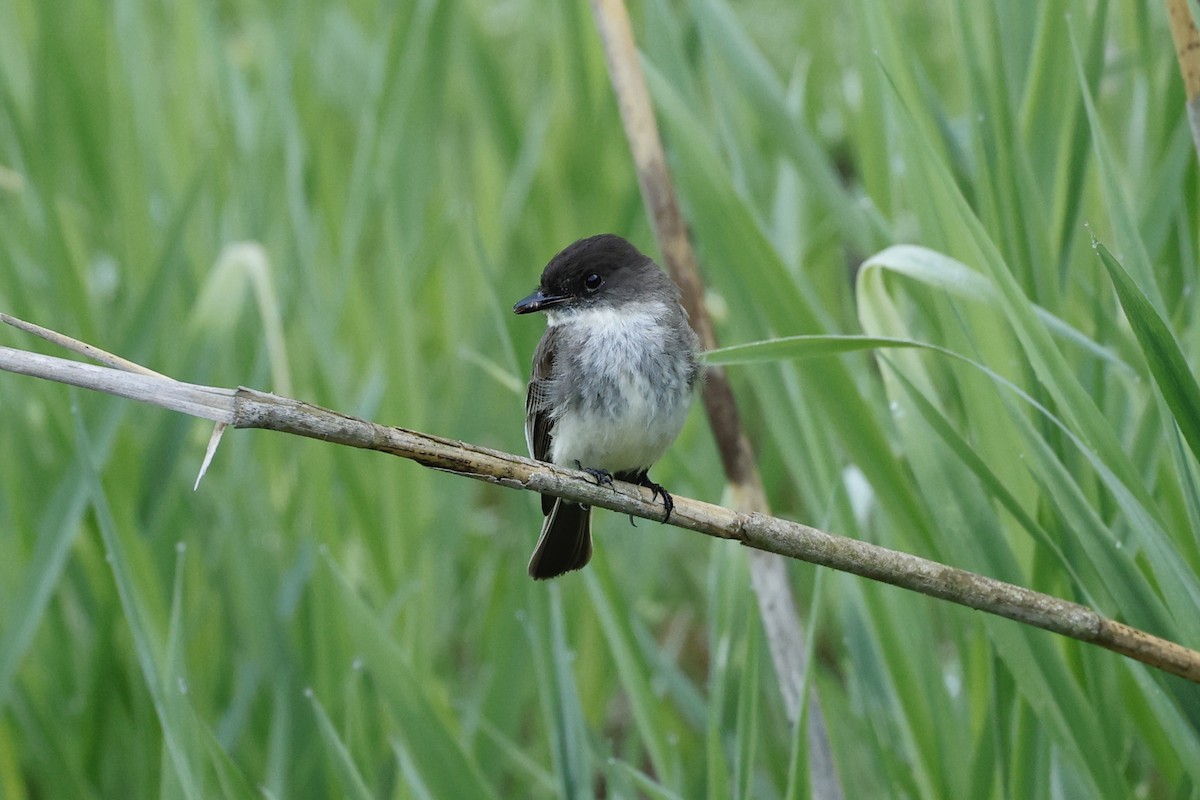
[575,461,616,490]
[635,473,674,524]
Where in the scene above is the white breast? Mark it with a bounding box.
[545,303,694,473]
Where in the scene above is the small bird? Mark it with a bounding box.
[513,234,700,579]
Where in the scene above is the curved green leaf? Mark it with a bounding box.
[1096,241,1200,466]
[706,335,922,366]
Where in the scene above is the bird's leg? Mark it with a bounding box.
[575,460,616,490]
[633,471,674,524]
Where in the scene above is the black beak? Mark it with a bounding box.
[513,289,571,314]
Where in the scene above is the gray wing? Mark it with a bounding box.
[525,328,559,514]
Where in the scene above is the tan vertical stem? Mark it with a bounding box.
[1167,0,1200,157]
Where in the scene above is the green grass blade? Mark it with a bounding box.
[706,335,924,366]
[1095,241,1200,466]
[586,563,678,790]
[75,407,201,799]
[319,556,502,800]
[307,689,373,800]
[1067,16,1163,311]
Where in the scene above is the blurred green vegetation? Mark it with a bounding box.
[1,0,1198,796]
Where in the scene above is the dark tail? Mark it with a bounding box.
[527,500,592,579]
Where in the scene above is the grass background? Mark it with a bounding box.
[2,0,1199,796]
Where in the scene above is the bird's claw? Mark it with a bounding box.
[573,464,674,524]
[637,475,674,524]
[575,461,615,490]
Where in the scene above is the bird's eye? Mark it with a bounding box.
[584,273,603,292]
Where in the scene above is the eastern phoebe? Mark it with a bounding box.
[513,234,700,579]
